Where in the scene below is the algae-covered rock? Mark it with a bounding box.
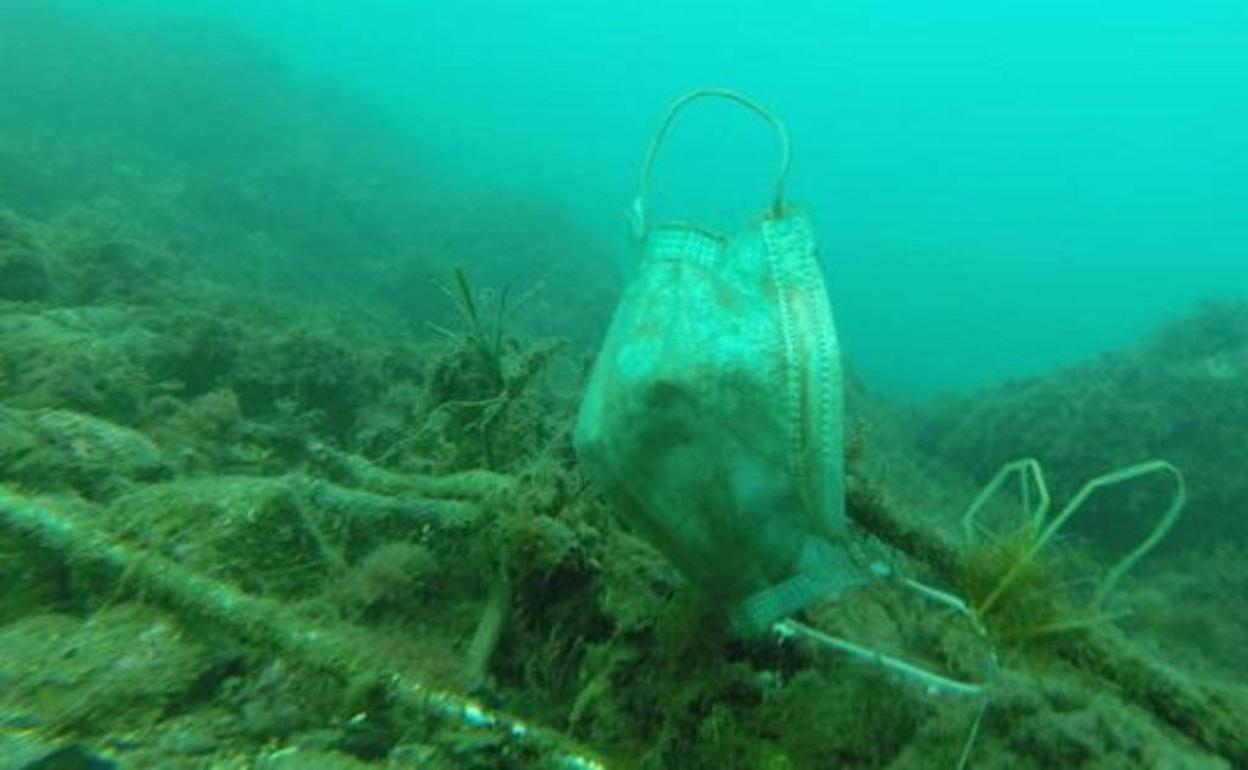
[0,209,52,302]
[0,605,209,736]
[0,308,155,423]
[0,406,38,473]
[29,409,165,472]
[0,408,170,498]
[0,243,51,302]
[106,476,339,598]
[957,671,1230,770]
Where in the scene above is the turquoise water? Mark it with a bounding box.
[236,1,1248,394]
[21,1,1247,394]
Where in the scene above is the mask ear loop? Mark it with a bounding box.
[774,578,997,699]
[632,88,792,240]
[966,459,1187,618]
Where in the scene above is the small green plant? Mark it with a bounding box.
[960,458,1186,643]
[423,266,548,470]
[428,265,511,392]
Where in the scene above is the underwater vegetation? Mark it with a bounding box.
[1,5,1247,770]
[3,191,1248,768]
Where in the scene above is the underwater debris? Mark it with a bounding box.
[963,458,1186,626]
[846,466,1248,765]
[0,25,1241,760]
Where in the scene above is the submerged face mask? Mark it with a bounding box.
[574,89,871,634]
